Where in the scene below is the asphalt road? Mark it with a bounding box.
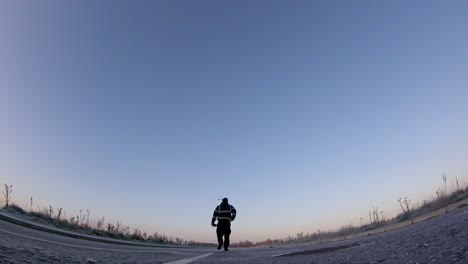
[1,206,467,263]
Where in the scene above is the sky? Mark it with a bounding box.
[1,1,468,243]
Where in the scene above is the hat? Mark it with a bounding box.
[222,198,228,202]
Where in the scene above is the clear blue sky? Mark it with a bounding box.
[1,1,468,243]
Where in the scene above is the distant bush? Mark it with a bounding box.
[4,204,26,215]
[29,211,48,220]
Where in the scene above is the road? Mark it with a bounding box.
[0,206,467,263]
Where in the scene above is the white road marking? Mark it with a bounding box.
[271,251,295,257]
[0,228,188,255]
[164,253,213,264]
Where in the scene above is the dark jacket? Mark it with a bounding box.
[212,201,236,224]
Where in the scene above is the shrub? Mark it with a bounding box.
[4,204,26,215]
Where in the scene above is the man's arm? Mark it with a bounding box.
[211,206,219,226]
[230,205,237,222]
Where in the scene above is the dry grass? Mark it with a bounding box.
[256,182,468,247]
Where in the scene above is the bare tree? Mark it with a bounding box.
[442,173,448,193]
[398,197,411,215]
[48,206,54,217]
[86,210,90,227]
[3,184,13,207]
[57,208,63,220]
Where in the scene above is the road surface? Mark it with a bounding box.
[0,206,467,263]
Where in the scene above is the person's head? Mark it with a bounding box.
[222,197,228,203]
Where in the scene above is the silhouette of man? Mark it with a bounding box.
[211,197,236,251]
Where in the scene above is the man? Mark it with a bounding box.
[211,197,236,251]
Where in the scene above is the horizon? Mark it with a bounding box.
[1,1,468,243]
[3,172,467,244]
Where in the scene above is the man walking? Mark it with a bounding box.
[211,198,236,251]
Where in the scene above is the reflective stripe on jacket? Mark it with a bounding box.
[212,202,236,223]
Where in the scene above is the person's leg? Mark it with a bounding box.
[216,227,223,250]
[224,225,232,251]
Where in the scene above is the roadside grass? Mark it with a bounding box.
[3,203,137,240]
[2,202,218,246]
[398,186,468,220]
[247,176,468,247]
[0,184,215,247]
